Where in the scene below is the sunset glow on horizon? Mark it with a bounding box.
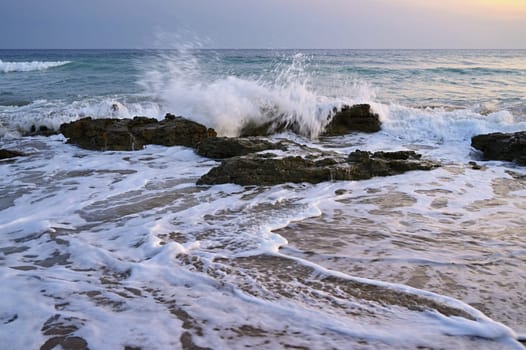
[1,0,524,49]
[414,0,526,18]
[470,0,526,15]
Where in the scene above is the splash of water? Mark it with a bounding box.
[137,48,375,138]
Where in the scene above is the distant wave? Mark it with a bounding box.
[411,66,525,76]
[0,59,71,73]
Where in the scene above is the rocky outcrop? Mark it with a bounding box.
[196,137,288,159]
[0,149,26,160]
[239,104,381,137]
[60,114,217,151]
[197,150,438,186]
[471,131,526,165]
[60,118,138,151]
[323,104,381,135]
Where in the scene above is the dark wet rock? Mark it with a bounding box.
[197,150,439,186]
[196,137,288,159]
[60,114,217,151]
[129,114,217,149]
[471,131,526,165]
[0,149,26,159]
[198,156,338,186]
[346,150,435,180]
[468,161,485,170]
[239,104,381,137]
[23,125,59,137]
[370,150,421,160]
[239,119,301,137]
[323,104,381,135]
[60,117,139,151]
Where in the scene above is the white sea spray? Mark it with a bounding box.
[137,48,378,138]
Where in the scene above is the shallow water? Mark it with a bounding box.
[1,49,526,348]
[277,163,526,335]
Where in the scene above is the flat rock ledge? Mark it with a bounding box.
[60,114,217,151]
[197,150,439,186]
[239,104,381,137]
[471,131,526,165]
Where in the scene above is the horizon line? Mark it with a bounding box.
[1,47,525,51]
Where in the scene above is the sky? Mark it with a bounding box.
[0,0,524,49]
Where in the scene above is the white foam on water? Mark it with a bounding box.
[0,59,71,73]
[380,104,526,144]
[137,49,376,138]
[2,49,526,348]
[0,97,163,138]
[2,136,525,348]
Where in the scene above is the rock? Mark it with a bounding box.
[23,125,59,137]
[196,137,287,159]
[346,150,436,180]
[60,114,217,151]
[239,119,300,137]
[323,104,381,135]
[129,115,217,149]
[197,150,438,186]
[468,161,485,170]
[60,117,138,151]
[239,104,381,138]
[370,150,421,160]
[0,149,26,160]
[197,156,336,186]
[471,132,526,165]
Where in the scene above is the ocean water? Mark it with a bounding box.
[1,49,526,349]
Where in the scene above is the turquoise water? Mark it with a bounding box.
[1,49,525,110]
[1,49,525,138]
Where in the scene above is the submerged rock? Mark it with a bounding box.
[196,137,288,159]
[471,131,526,165]
[0,149,26,160]
[346,150,433,180]
[23,125,59,137]
[239,104,381,138]
[323,104,381,135]
[197,150,438,186]
[60,114,217,151]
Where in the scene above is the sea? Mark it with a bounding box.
[1,49,525,349]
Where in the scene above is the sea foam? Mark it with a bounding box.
[138,50,375,138]
[380,104,526,144]
[0,59,71,73]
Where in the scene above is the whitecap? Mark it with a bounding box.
[0,59,71,73]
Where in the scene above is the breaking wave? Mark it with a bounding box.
[136,48,526,143]
[137,49,375,138]
[0,59,71,73]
